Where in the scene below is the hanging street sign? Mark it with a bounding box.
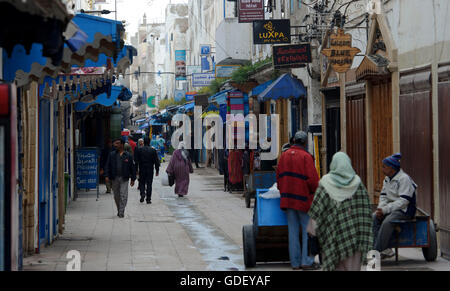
[253,19,291,45]
[200,45,211,56]
[273,43,312,69]
[321,29,361,73]
[238,0,264,23]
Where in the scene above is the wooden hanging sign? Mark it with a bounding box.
[321,29,361,73]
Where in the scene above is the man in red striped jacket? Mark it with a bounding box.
[276,131,320,270]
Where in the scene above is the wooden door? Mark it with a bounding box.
[347,95,367,186]
[370,79,393,201]
[400,90,433,217]
[439,81,450,259]
[326,106,340,171]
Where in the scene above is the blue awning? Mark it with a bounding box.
[65,21,89,53]
[3,13,127,87]
[149,119,167,126]
[184,102,195,112]
[135,118,147,124]
[74,85,130,112]
[250,80,274,97]
[258,74,307,102]
[205,104,219,112]
[209,89,232,105]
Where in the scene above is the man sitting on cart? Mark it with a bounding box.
[373,153,417,259]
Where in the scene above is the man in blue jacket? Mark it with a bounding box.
[105,138,137,218]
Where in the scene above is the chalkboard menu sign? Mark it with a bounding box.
[253,19,291,45]
[273,43,312,69]
[76,148,99,190]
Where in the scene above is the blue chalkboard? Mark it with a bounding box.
[76,148,99,190]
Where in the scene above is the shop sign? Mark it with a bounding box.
[201,56,211,71]
[192,73,215,87]
[215,65,241,78]
[273,43,312,69]
[75,148,99,190]
[187,66,202,75]
[147,96,156,108]
[238,0,264,23]
[185,92,197,102]
[321,29,361,73]
[253,19,291,45]
[174,89,185,102]
[175,50,187,80]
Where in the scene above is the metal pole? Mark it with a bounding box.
[115,0,117,22]
[339,72,347,152]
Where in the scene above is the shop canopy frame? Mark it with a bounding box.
[257,73,307,102]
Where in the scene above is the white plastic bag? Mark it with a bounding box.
[161,171,170,186]
[260,183,280,199]
[307,219,317,236]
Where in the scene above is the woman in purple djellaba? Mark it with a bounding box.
[167,142,194,197]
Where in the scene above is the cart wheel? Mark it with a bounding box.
[422,219,438,262]
[243,225,256,268]
[245,192,251,208]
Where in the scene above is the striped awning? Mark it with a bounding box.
[3,13,128,88]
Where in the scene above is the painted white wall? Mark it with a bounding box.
[160,4,189,100]
[215,19,253,63]
[384,0,450,69]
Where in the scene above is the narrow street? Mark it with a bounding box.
[22,159,450,272]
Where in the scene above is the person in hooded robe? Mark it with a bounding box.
[308,152,373,271]
[166,142,194,197]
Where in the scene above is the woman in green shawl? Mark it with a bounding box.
[308,152,373,271]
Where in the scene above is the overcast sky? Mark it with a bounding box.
[97,0,188,41]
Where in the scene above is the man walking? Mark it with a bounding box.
[105,138,137,218]
[276,131,320,270]
[134,137,160,204]
[373,153,417,258]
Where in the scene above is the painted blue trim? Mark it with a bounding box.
[38,99,51,244]
[74,86,130,112]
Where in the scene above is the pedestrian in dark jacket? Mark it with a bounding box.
[134,137,160,204]
[276,131,320,270]
[105,138,137,218]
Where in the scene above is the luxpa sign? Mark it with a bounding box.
[253,20,291,45]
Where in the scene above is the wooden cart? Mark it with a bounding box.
[244,171,276,208]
